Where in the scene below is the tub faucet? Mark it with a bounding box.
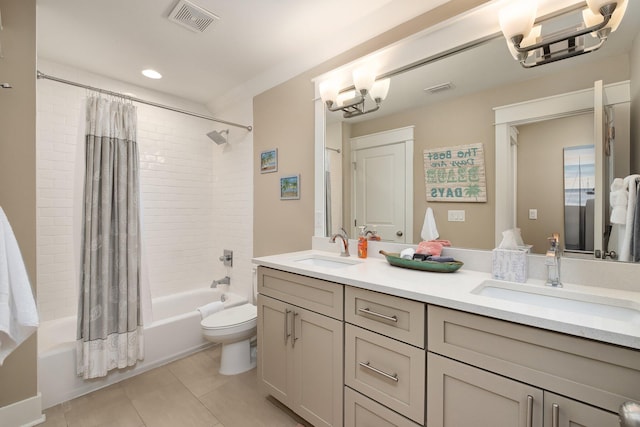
[330,227,350,257]
[545,233,562,287]
[211,276,231,287]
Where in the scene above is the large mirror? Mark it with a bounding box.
[314,0,640,261]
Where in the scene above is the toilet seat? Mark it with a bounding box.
[201,303,257,330]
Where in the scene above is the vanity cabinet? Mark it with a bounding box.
[426,305,639,427]
[344,287,425,426]
[257,267,344,427]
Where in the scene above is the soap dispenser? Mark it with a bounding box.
[357,226,368,258]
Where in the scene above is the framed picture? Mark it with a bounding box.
[260,149,278,173]
[280,174,300,200]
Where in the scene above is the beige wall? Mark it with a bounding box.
[0,0,38,408]
[252,0,492,256]
[517,114,594,254]
[346,54,629,249]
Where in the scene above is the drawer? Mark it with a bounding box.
[345,324,425,424]
[257,266,343,320]
[427,305,640,413]
[344,387,421,427]
[345,286,425,348]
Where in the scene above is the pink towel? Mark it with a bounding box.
[415,240,451,256]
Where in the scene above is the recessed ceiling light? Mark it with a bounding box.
[142,69,162,79]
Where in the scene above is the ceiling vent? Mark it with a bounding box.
[424,82,453,94]
[168,0,219,33]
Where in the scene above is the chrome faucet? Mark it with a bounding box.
[545,233,562,287]
[330,227,350,257]
[211,276,231,287]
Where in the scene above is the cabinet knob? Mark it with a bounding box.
[396,231,403,237]
[619,402,640,427]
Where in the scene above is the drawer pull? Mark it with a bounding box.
[358,307,398,323]
[284,309,291,344]
[552,403,559,427]
[526,395,534,427]
[359,361,399,382]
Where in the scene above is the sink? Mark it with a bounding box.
[472,280,640,325]
[293,254,362,269]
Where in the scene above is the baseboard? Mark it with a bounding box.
[0,393,45,427]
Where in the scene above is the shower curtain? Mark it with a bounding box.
[76,96,144,379]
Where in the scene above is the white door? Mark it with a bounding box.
[351,127,413,243]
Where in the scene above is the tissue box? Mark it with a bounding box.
[491,248,529,283]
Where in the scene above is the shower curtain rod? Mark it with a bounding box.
[36,71,253,132]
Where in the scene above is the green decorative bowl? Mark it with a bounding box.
[379,250,463,273]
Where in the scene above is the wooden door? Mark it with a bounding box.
[544,392,619,427]
[257,294,292,406]
[293,306,344,427]
[351,127,413,243]
[427,353,543,427]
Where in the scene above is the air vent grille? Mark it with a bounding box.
[424,82,453,94]
[168,0,219,33]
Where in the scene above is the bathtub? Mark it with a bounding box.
[38,288,247,409]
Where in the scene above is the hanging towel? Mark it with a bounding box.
[619,175,640,262]
[421,207,439,241]
[0,207,39,365]
[610,178,628,225]
[197,301,225,319]
[633,183,640,263]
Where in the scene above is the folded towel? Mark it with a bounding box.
[0,207,39,366]
[619,175,640,262]
[610,178,628,225]
[421,208,439,241]
[197,301,225,319]
[416,240,450,256]
[400,248,415,259]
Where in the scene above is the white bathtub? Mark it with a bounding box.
[38,288,247,409]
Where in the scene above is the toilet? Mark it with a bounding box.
[201,302,257,375]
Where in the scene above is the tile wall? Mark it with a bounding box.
[36,59,253,321]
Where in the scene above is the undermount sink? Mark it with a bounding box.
[472,280,640,325]
[293,254,362,269]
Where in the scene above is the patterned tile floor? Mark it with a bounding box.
[40,346,311,427]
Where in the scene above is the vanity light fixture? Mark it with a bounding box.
[319,67,390,119]
[499,0,627,68]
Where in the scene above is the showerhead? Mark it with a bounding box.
[207,129,229,145]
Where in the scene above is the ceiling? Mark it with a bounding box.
[329,0,640,124]
[36,0,450,110]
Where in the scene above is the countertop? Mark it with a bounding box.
[253,249,640,350]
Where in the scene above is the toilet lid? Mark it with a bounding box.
[201,304,257,329]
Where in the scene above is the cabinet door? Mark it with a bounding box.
[544,392,620,427]
[257,294,293,405]
[345,387,421,427]
[293,306,344,427]
[427,353,543,427]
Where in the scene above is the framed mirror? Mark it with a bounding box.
[313,0,639,261]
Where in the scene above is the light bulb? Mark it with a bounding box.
[319,80,339,104]
[499,0,538,40]
[353,67,376,95]
[369,78,390,102]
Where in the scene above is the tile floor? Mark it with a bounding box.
[40,346,312,427]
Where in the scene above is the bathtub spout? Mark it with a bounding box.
[211,276,231,287]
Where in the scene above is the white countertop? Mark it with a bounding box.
[253,249,640,350]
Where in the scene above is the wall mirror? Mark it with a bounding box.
[313,0,639,262]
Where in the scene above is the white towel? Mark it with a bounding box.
[0,207,39,365]
[421,207,439,241]
[610,178,627,225]
[197,301,225,319]
[619,175,640,262]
